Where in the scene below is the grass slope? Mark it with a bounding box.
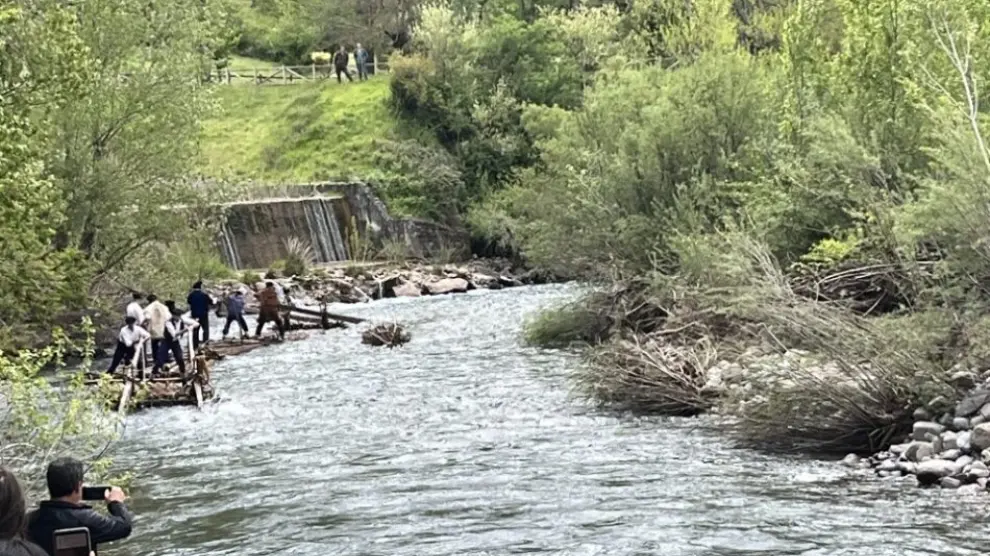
[199,76,396,183]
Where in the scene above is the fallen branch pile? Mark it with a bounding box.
[361,323,411,348]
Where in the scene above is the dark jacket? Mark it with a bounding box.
[187,289,212,318]
[27,500,133,555]
[226,294,245,316]
[333,50,348,69]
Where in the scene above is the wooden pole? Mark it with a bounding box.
[373,54,378,74]
[278,303,366,324]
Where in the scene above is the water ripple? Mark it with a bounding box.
[109,285,990,555]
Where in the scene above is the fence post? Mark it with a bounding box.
[225,67,231,84]
[373,54,378,74]
[311,63,316,79]
[254,68,259,85]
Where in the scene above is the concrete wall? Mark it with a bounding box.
[218,182,468,270]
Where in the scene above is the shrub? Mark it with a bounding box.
[241,270,262,286]
[578,335,718,416]
[523,296,615,348]
[283,237,315,277]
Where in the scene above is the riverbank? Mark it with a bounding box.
[208,257,556,314]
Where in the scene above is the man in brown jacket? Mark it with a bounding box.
[256,282,286,340]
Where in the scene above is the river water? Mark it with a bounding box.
[112,285,990,556]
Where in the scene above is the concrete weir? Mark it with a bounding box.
[216,182,467,270]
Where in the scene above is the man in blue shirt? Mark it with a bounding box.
[355,43,369,81]
[186,281,213,349]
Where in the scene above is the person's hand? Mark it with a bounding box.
[105,486,126,503]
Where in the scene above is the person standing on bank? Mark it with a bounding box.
[27,458,132,556]
[187,281,212,349]
[142,294,170,371]
[333,45,352,83]
[256,282,285,341]
[222,290,250,341]
[355,43,369,80]
[106,317,150,374]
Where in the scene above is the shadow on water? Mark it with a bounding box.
[108,285,990,555]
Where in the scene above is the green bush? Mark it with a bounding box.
[282,237,315,277]
[523,295,614,348]
[241,270,262,286]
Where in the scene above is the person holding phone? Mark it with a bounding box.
[26,458,132,556]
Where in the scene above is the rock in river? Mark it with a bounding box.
[426,278,471,295]
[903,441,934,463]
[916,460,957,486]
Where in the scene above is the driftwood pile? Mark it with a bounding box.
[787,260,930,315]
[361,323,411,348]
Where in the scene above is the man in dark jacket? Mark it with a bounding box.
[333,46,352,83]
[186,280,212,349]
[27,458,133,556]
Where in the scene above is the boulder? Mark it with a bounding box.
[972,415,987,428]
[940,476,963,489]
[966,461,990,480]
[903,441,934,463]
[393,281,423,298]
[956,388,990,418]
[980,402,990,421]
[942,432,959,451]
[939,449,962,460]
[912,421,945,442]
[952,417,971,431]
[470,273,498,289]
[950,370,977,391]
[957,483,984,495]
[958,431,972,452]
[916,460,957,485]
[970,423,990,452]
[913,407,931,422]
[426,277,471,295]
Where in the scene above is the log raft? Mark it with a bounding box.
[87,335,215,414]
[92,304,365,413]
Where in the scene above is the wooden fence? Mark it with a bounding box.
[206,55,391,85]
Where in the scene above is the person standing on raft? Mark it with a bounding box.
[186,281,213,349]
[143,294,170,370]
[256,282,285,341]
[125,292,144,324]
[156,308,199,381]
[107,317,150,374]
[222,290,250,341]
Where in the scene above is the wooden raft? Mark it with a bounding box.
[89,334,214,414]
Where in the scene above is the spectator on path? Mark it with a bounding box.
[222,290,250,341]
[124,293,144,325]
[355,43,369,80]
[256,282,285,341]
[27,458,132,556]
[157,308,199,381]
[106,317,150,374]
[0,468,48,556]
[333,46,352,83]
[186,281,213,349]
[143,294,170,371]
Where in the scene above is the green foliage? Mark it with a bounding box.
[523,297,613,348]
[283,237,316,277]
[199,79,399,182]
[0,324,122,497]
[241,270,263,286]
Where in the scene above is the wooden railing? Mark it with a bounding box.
[206,55,391,85]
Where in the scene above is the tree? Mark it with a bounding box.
[45,0,228,285]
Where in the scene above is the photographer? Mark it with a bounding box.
[26,459,132,556]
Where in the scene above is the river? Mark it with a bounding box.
[112,284,990,555]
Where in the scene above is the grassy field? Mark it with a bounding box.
[199,75,397,183]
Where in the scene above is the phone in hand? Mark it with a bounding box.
[81,486,111,501]
[53,527,91,556]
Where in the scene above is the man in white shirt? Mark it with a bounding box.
[107,316,151,374]
[143,294,171,371]
[155,309,199,380]
[125,292,145,324]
